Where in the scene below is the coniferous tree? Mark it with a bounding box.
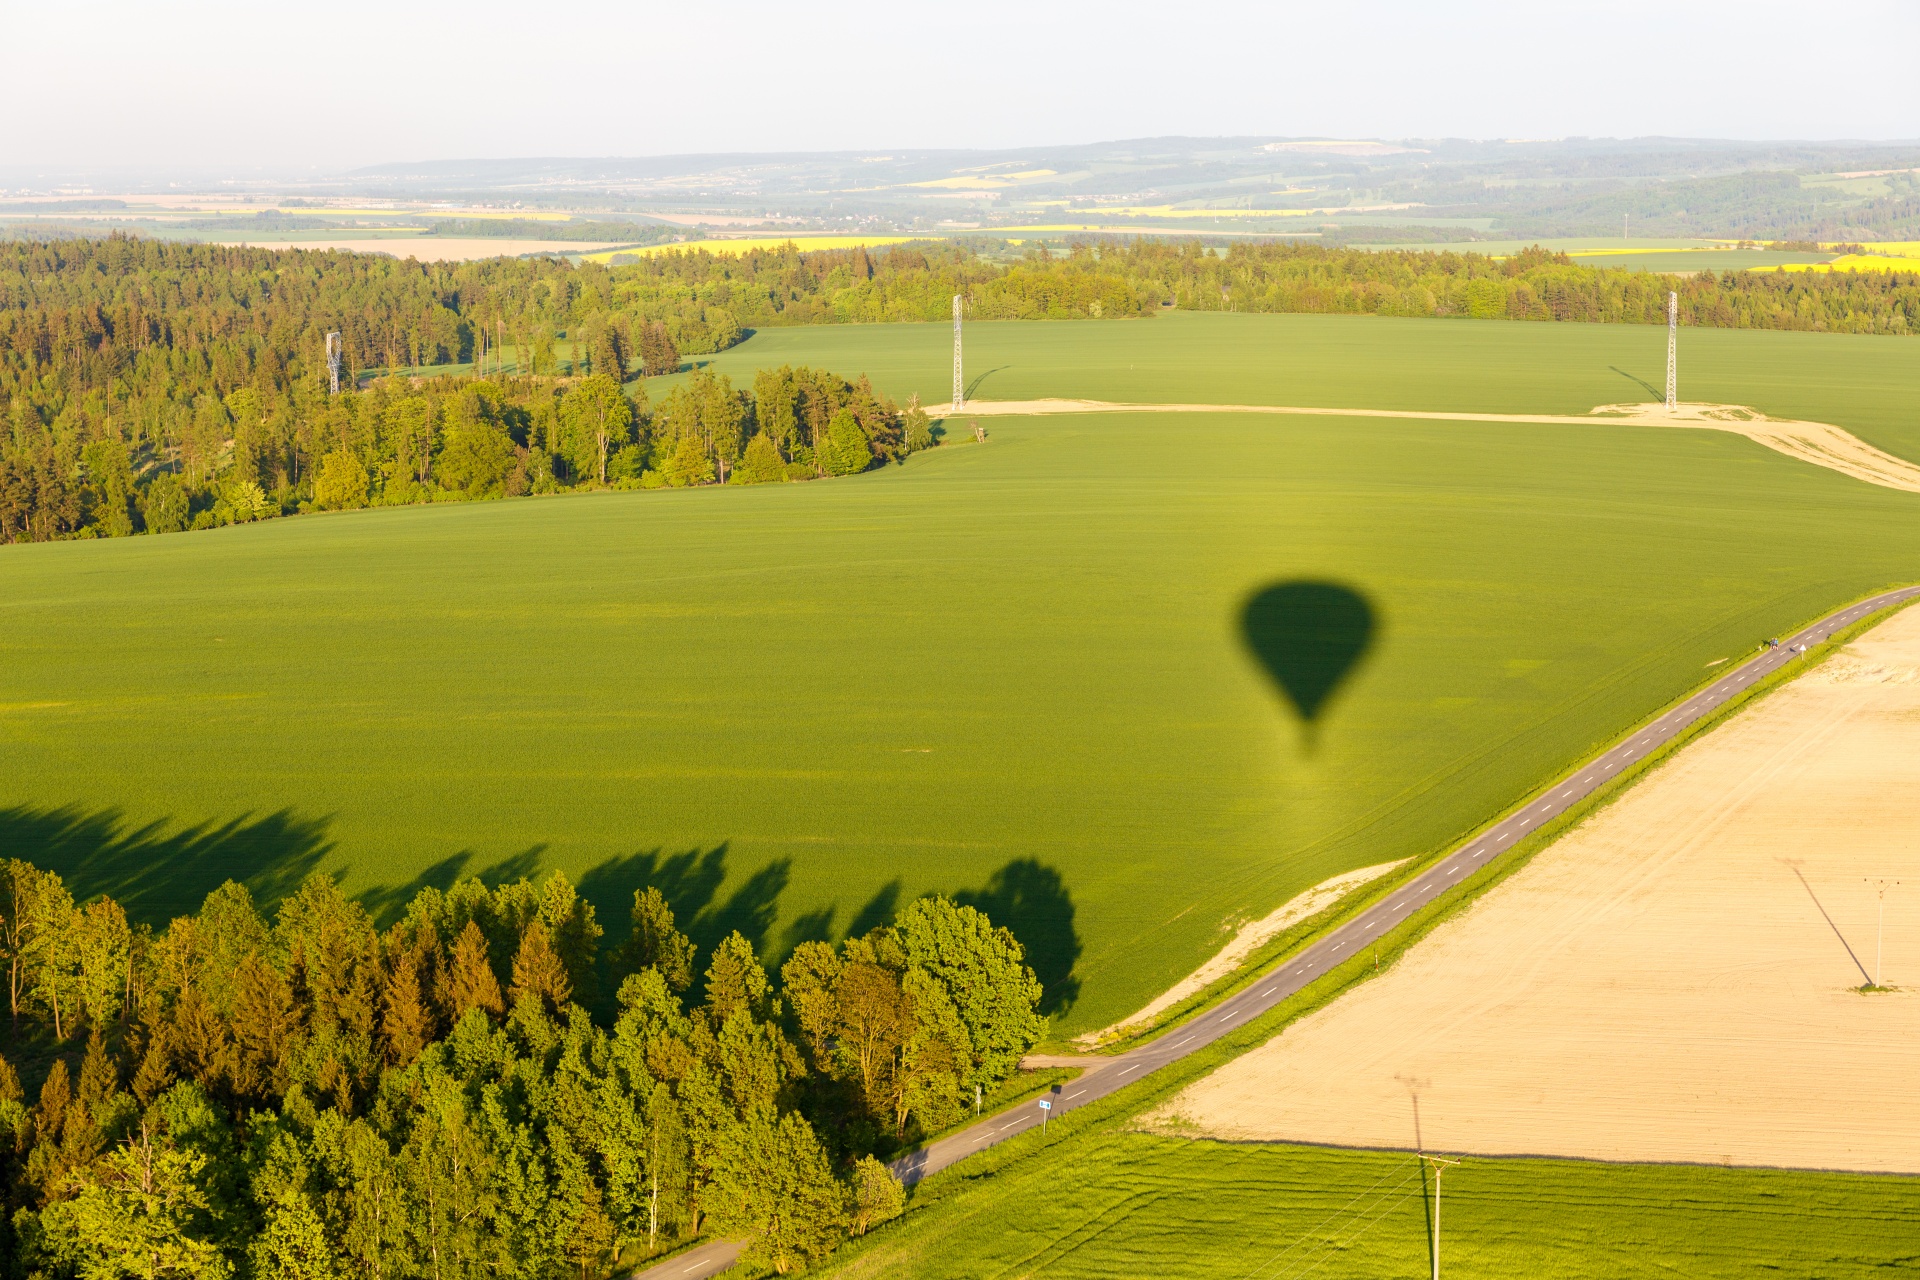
[380,945,437,1066]
[508,920,572,1017]
[444,920,505,1022]
[705,1111,848,1276]
[735,432,786,484]
[613,887,697,993]
[701,933,771,1024]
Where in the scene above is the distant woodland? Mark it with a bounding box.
[3,235,1916,543]
[0,859,1046,1276]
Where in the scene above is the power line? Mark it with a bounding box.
[1271,1170,1425,1280]
[1241,1159,1427,1280]
[1244,1161,1413,1276]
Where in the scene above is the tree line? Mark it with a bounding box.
[7,233,1917,545]
[1089,238,1920,334]
[0,858,1046,1276]
[3,361,932,543]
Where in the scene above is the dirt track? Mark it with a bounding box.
[1153,607,1920,1172]
[931,398,1920,494]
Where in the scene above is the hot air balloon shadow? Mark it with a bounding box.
[1240,580,1378,751]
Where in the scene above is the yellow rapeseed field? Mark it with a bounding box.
[1764,256,1920,274]
[1749,240,1920,274]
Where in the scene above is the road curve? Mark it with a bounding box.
[635,585,1920,1279]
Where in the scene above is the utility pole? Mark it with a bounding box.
[952,294,964,410]
[325,331,342,395]
[1867,878,1899,987]
[1665,291,1677,411]
[1423,1154,1460,1280]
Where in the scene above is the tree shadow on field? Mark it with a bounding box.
[354,846,549,925]
[845,881,902,941]
[1610,365,1662,400]
[956,859,1082,1015]
[575,844,794,963]
[1240,579,1379,752]
[0,803,333,925]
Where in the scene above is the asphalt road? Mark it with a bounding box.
[636,586,1920,1279]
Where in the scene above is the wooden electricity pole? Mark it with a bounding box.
[1423,1155,1460,1280]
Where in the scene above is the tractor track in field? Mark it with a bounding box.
[637,584,1920,1280]
[928,398,1920,494]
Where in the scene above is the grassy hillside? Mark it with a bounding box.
[7,386,1920,1036]
[676,310,1920,464]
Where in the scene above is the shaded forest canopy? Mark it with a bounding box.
[3,235,1916,543]
[0,858,1047,1276]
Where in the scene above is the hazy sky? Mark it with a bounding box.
[6,0,1917,174]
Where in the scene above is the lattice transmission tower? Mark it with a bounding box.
[1665,291,1677,410]
[952,295,963,410]
[326,331,343,395]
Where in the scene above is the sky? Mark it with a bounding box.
[4,0,1917,175]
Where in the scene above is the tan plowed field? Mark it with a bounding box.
[1155,605,1920,1172]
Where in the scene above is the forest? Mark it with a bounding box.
[0,859,1045,1277]
[3,234,1916,543]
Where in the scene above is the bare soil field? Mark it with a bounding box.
[935,399,1920,493]
[212,237,629,261]
[1154,606,1920,1172]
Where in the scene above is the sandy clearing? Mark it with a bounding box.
[1076,860,1407,1047]
[209,238,631,262]
[930,399,1920,494]
[1150,605,1920,1173]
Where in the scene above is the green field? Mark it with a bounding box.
[679,311,1920,463]
[6,314,1920,1039]
[821,1134,1920,1279]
